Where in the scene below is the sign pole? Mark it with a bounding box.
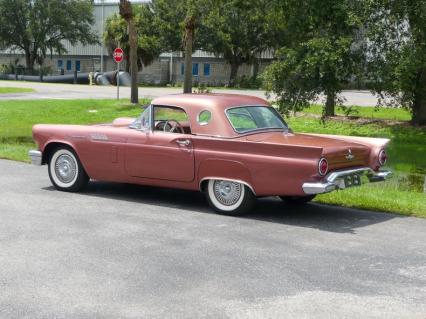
[113,47,124,101]
[117,62,120,100]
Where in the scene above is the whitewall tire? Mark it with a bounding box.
[205,179,255,215]
[48,147,89,192]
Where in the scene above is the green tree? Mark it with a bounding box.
[263,0,364,116]
[104,4,162,73]
[0,0,98,73]
[365,0,426,125]
[202,0,274,87]
[150,0,211,93]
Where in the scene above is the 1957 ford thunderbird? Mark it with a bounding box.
[29,94,391,215]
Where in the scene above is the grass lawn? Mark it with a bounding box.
[286,116,426,217]
[0,98,424,217]
[0,99,149,161]
[0,87,35,94]
[305,104,412,121]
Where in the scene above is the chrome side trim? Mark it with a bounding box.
[199,177,256,195]
[29,150,42,166]
[303,167,392,195]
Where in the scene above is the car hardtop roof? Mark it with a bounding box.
[151,93,270,111]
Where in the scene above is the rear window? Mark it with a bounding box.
[226,106,287,133]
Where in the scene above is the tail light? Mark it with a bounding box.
[318,158,329,176]
[378,149,387,166]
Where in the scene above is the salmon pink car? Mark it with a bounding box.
[29,94,392,215]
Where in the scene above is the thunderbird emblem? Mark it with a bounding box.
[345,149,355,161]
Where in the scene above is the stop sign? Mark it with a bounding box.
[113,47,124,63]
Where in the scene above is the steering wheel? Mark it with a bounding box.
[163,120,184,134]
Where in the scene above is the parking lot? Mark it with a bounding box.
[0,159,425,318]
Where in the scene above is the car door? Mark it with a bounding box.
[124,105,195,182]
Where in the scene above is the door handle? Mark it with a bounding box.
[176,139,191,146]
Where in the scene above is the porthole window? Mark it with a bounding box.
[197,110,212,125]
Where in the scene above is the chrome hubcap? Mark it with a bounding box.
[55,154,77,183]
[213,180,242,206]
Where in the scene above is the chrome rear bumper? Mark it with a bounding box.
[29,150,42,166]
[303,167,392,195]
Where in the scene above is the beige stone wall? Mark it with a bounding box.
[170,59,271,86]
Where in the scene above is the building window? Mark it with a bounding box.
[66,60,72,71]
[180,63,184,75]
[204,63,211,76]
[57,60,63,69]
[192,63,199,76]
[75,60,81,72]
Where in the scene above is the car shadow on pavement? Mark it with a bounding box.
[42,181,400,234]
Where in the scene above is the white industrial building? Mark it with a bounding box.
[0,1,272,85]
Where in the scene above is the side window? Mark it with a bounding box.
[153,105,190,134]
[75,60,81,72]
[197,110,212,125]
[227,108,257,131]
[66,60,72,71]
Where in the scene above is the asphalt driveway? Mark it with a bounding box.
[0,159,425,318]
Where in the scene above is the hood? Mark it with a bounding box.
[111,117,135,127]
[93,117,136,128]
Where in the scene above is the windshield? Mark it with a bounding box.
[226,106,288,133]
[130,106,151,130]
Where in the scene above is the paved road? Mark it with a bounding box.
[0,80,379,106]
[1,159,425,319]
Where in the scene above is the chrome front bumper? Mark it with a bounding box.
[29,150,42,166]
[303,167,392,195]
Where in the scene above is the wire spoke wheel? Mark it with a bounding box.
[206,179,255,215]
[213,180,242,206]
[54,154,77,184]
[48,147,89,192]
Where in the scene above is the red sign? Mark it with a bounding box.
[113,47,124,63]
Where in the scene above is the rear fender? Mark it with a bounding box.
[197,159,255,194]
[305,133,390,169]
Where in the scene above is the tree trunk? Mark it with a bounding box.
[24,50,35,74]
[411,68,426,126]
[183,16,195,94]
[412,96,426,126]
[128,18,138,104]
[229,62,239,87]
[119,0,138,103]
[324,91,336,116]
[252,59,260,79]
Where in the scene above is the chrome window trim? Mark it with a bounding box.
[197,109,212,126]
